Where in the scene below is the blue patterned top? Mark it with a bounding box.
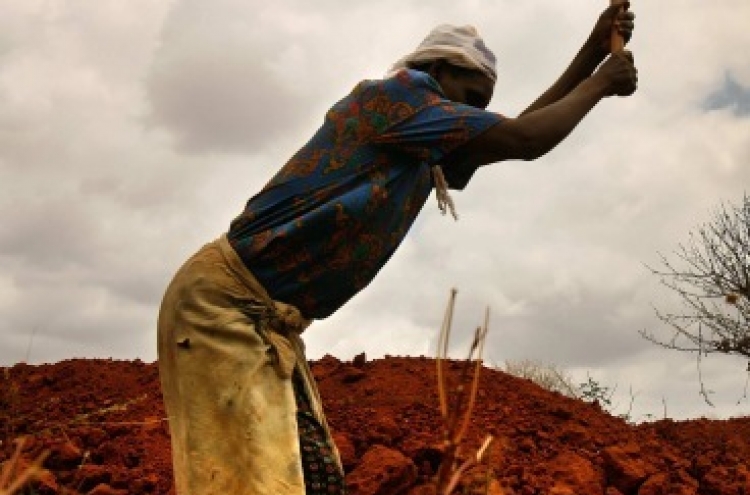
[228,69,503,318]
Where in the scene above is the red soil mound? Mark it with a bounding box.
[1,356,748,495]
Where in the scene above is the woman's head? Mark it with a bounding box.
[413,60,494,109]
[390,25,496,79]
[389,24,497,108]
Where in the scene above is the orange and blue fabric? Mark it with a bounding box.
[228,69,503,319]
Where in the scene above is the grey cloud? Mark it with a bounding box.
[704,72,750,117]
[146,1,313,154]
[0,198,100,271]
[494,285,653,368]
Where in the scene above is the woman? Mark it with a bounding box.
[157,5,636,494]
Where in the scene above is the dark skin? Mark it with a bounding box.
[425,4,638,189]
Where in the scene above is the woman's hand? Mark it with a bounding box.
[587,3,635,58]
[594,50,638,97]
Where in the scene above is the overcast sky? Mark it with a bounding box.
[2,0,749,422]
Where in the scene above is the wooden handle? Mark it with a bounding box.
[610,0,626,53]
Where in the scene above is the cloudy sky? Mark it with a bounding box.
[2,0,749,422]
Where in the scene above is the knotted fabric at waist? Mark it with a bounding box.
[217,234,311,338]
[215,235,335,457]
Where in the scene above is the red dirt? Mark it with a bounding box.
[1,355,749,495]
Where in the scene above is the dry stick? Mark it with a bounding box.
[455,309,489,444]
[442,435,494,495]
[436,290,459,491]
[0,438,48,495]
[435,291,493,494]
[437,289,458,420]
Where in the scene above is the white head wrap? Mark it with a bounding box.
[388,25,496,221]
[389,24,497,81]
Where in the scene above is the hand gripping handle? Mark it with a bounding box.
[610,0,627,53]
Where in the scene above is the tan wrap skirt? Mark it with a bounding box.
[157,235,342,495]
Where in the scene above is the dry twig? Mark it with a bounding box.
[0,438,48,495]
[435,289,494,495]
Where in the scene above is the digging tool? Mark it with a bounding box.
[610,0,627,52]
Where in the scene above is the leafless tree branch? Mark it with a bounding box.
[643,194,750,404]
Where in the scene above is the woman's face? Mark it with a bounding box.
[434,63,495,109]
